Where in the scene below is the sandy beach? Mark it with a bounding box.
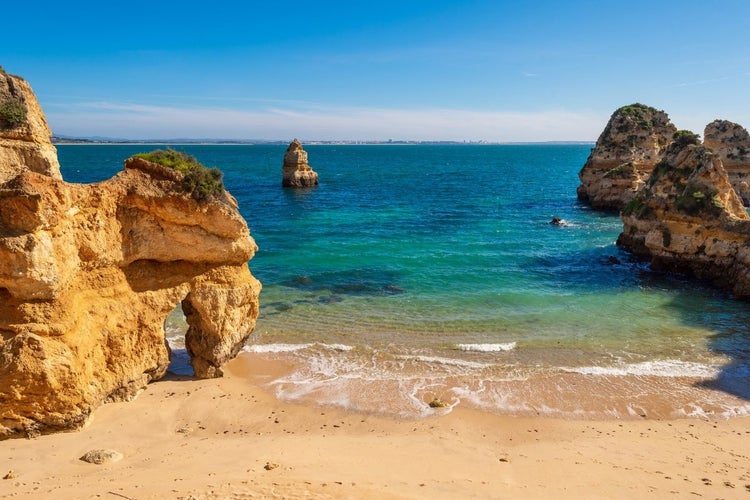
[0,355,748,499]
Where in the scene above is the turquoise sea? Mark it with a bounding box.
[57,144,750,419]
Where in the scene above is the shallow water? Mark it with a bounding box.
[58,144,750,419]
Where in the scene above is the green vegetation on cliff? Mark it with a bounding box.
[134,148,224,201]
[0,66,28,129]
[613,103,664,132]
[675,185,724,217]
[672,130,701,148]
[0,98,27,129]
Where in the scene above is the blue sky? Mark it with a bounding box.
[3,0,750,141]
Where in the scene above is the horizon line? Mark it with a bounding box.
[51,135,596,146]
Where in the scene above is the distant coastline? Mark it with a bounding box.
[51,135,594,146]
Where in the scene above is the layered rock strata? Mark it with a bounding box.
[0,76,261,439]
[703,119,750,205]
[0,70,60,183]
[282,138,318,188]
[616,134,750,297]
[577,103,676,210]
[0,158,261,439]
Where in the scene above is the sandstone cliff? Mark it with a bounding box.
[617,133,750,297]
[282,138,318,188]
[0,69,60,184]
[577,104,676,210]
[0,80,261,439]
[703,119,750,205]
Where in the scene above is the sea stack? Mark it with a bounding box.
[703,119,750,205]
[577,103,676,211]
[0,67,60,183]
[616,131,750,297]
[282,138,319,188]
[0,73,262,439]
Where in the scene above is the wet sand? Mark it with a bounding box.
[1,356,749,499]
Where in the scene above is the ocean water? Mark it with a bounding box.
[57,144,750,419]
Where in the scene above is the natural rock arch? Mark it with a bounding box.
[0,72,261,439]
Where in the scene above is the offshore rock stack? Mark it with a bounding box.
[282,138,319,188]
[577,103,676,211]
[703,119,750,205]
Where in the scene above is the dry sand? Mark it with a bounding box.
[2,356,749,499]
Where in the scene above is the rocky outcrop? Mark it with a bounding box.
[616,134,750,297]
[703,120,750,205]
[282,138,318,188]
[0,76,261,439]
[577,104,676,210]
[0,69,60,184]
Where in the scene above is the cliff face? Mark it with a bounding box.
[0,76,261,439]
[282,138,318,188]
[0,70,60,183]
[0,160,261,438]
[703,119,750,205]
[577,104,676,210]
[617,137,750,297]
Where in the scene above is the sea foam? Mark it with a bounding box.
[562,360,720,378]
[456,342,517,352]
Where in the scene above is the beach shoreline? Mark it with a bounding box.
[2,356,749,499]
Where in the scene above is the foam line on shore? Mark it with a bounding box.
[561,359,720,378]
[455,342,517,352]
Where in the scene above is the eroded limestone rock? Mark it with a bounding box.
[617,136,750,297]
[0,76,261,439]
[577,104,676,210]
[0,159,261,439]
[282,138,318,188]
[703,119,750,205]
[0,70,60,183]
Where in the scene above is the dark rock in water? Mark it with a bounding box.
[293,275,314,286]
[606,255,621,265]
[550,217,566,226]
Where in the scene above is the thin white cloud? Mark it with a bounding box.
[522,71,538,77]
[45,101,604,142]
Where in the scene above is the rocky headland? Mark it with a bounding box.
[616,131,750,297]
[281,138,319,188]
[581,103,750,299]
[0,76,261,439]
[577,103,676,211]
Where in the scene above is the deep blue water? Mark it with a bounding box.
[57,144,750,419]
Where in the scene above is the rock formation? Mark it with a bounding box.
[282,138,318,188]
[577,104,676,210]
[0,76,261,439]
[0,68,60,184]
[703,119,750,205]
[617,132,750,297]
